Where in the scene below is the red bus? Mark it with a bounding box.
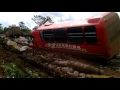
[31,12,120,60]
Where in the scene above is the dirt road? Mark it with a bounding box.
[1,38,120,78]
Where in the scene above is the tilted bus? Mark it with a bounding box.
[30,12,120,60]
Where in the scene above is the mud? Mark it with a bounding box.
[0,43,50,78]
[1,38,120,78]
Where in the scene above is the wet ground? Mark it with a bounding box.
[1,37,120,78]
[0,43,51,78]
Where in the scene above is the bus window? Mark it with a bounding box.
[43,29,54,42]
[67,27,84,44]
[53,28,67,43]
[84,26,97,44]
[40,30,44,42]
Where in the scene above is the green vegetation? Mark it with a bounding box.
[19,21,31,35]
[26,70,40,78]
[31,15,53,27]
[0,14,53,34]
[4,63,40,78]
[0,22,31,35]
[4,63,26,78]
[0,24,4,34]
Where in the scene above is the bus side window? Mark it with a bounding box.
[53,28,67,43]
[43,29,54,42]
[40,30,44,42]
[67,27,84,44]
[84,26,97,44]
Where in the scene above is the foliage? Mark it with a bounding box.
[0,24,4,34]
[4,63,40,78]
[31,15,53,26]
[0,21,32,35]
[32,15,46,25]
[2,27,8,33]
[19,21,27,29]
[1,21,32,35]
[21,28,31,36]
[19,21,25,27]
[26,70,40,78]
[4,63,26,78]
[18,21,31,35]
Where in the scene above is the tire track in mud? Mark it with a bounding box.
[19,49,109,78]
[2,38,120,78]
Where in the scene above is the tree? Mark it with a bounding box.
[18,21,31,35]
[19,21,26,29]
[3,27,8,33]
[32,15,45,25]
[31,15,53,26]
[0,24,3,30]
[0,24,4,34]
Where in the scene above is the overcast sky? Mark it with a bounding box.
[0,12,120,30]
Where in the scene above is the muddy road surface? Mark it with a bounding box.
[1,38,120,78]
[0,43,50,78]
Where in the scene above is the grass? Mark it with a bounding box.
[4,63,40,78]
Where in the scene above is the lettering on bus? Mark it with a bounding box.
[45,43,87,52]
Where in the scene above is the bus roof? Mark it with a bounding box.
[36,12,114,30]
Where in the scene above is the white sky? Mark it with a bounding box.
[0,12,120,30]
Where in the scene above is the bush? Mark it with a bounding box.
[4,63,40,78]
[4,63,26,78]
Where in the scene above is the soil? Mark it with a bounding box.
[0,43,51,78]
[1,38,120,78]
